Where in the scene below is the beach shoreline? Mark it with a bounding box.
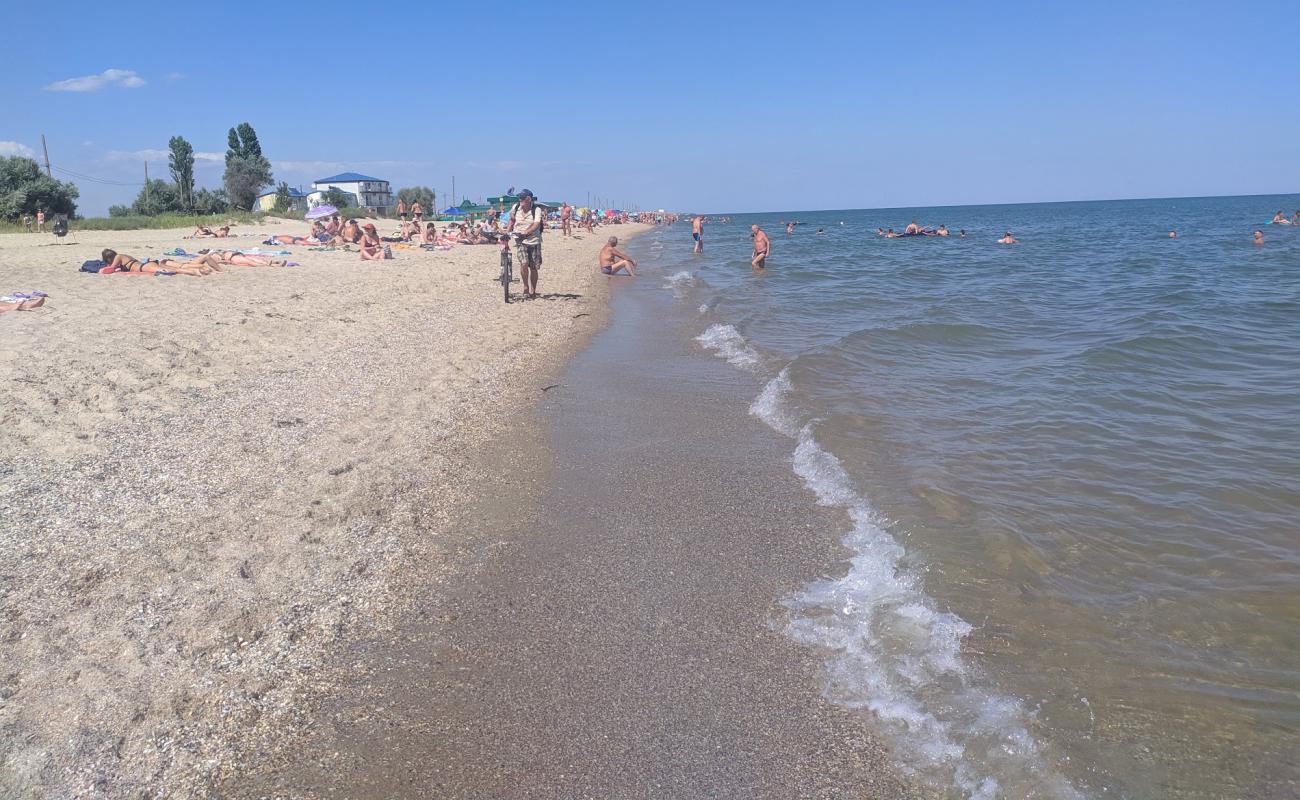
[241,233,928,799]
[0,222,645,797]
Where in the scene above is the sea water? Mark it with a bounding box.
[629,195,1300,799]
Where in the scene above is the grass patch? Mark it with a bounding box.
[0,212,268,233]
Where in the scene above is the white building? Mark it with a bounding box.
[309,172,394,212]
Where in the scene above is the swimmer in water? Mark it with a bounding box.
[816,228,825,235]
[786,223,794,235]
[936,225,950,237]
[1169,231,1177,238]
[998,231,1018,244]
[959,229,967,238]
[1271,211,1291,225]
[876,227,886,237]
[1253,230,1265,245]
[905,220,921,235]
[885,228,901,238]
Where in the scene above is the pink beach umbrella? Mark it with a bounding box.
[305,204,338,220]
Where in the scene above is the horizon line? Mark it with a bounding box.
[702,190,1300,217]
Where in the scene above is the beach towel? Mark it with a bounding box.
[80,259,107,273]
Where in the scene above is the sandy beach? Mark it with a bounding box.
[0,220,644,797]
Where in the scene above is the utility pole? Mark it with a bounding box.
[144,162,150,205]
[451,175,456,207]
[40,134,51,176]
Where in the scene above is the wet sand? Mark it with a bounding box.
[250,259,926,798]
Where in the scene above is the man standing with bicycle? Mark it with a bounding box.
[507,189,545,299]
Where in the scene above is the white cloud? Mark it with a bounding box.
[194,151,224,162]
[43,68,146,92]
[274,160,346,174]
[0,141,36,158]
[165,72,185,81]
[106,148,169,162]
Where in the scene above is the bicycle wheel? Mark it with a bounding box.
[500,250,512,304]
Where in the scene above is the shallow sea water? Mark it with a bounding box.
[626,195,1300,799]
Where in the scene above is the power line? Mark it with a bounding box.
[50,164,144,187]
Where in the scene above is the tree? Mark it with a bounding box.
[190,187,230,215]
[128,179,183,216]
[321,187,353,208]
[168,135,196,210]
[0,156,79,220]
[223,122,272,210]
[396,186,436,212]
[272,182,292,213]
[227,123,263,160]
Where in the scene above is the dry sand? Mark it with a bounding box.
[0,219,645,797]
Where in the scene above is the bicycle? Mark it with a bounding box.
[498,235,513,303]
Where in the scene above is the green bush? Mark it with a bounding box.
[0,211,265,233]
[338,207,380,220]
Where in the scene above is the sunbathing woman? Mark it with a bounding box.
[205,250,292,267]
[359,223,386,261]
[102,249,215,276]
[1,292,47,313]
[271,221,329,246]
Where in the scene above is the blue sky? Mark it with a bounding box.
[4,0,1297,215]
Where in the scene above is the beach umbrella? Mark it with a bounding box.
[442,207,464,215]
[305,204,337,220]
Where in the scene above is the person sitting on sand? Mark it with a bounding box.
[101,249,214,276]
[599,236,637,276]
[325,215,341,236]
[332,219,362,246]
[998,231,1018,244]
[421,222,437,244]
[0,291,47,313]
[193,225,216,237]
[359,223,386,260]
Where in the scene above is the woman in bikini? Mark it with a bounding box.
[101,249,214,276]
[359,223,385,261]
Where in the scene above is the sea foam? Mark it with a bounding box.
[749,370,1085,799]
[662,269,697,298]
[695,324,761,370]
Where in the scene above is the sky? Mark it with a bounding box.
[4,0,1298,216]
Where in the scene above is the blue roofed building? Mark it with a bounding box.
[309,172,395,212]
